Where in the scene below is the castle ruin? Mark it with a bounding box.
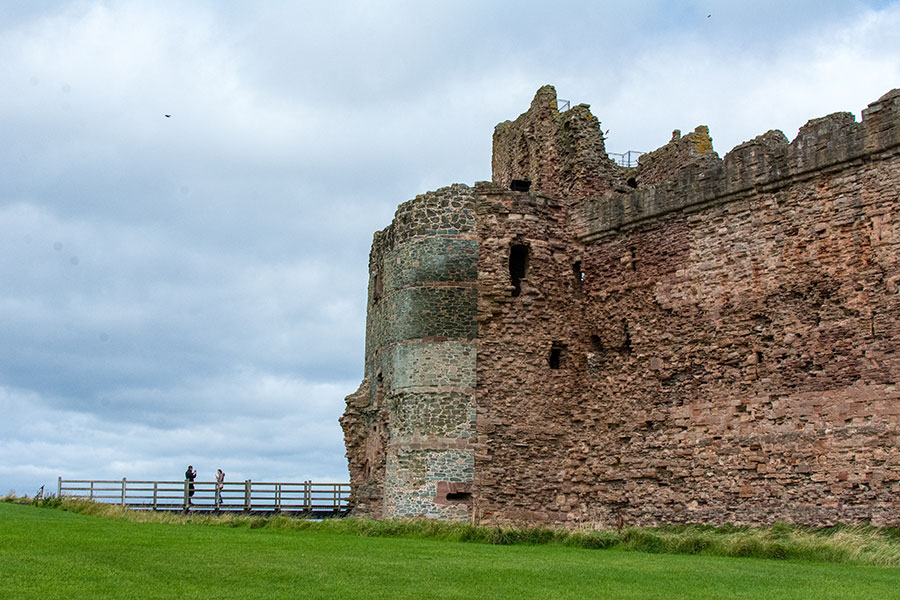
[341,85,900,526]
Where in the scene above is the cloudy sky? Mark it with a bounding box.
[2,0,899,496]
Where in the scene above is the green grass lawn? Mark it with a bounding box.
[1,503,898,600]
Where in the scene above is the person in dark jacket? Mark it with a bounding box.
[185,465,197,504]
[215,469,225,507]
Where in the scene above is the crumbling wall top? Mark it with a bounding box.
[579,88,900,240]
[369,183,475,268]
[633,125,721,186]
[492,85,620,199]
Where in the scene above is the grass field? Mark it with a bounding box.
[1,503,898,600]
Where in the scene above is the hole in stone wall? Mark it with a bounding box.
[622,321,632,353]
[509,244,529,297]
[372,272,383,304]
[573,260,583,287]
[626,177,638,188]
[549,342,567,369]
[587,335,604,372]
[549,348,561,369]
[629,247,637,271]
[375,371,384,407]
[446,492,472,502]
[510,179,532,192]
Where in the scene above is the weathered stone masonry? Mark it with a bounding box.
[341,184,479,519]
[342,85,900,526]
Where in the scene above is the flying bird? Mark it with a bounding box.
[164,114,171,118]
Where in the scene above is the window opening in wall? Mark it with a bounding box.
[375,370,384,407]
[628,247,637,271]
[509,244,529,297]
[573,261,583,287]
[587,335,604,371]
[510,179,532,192]
[372,272,383,304]
[626,177,638,188]
[549,342,567,369]
[446,492,472,502]
[622,321,632,353]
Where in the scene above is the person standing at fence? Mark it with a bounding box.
[185,465,197,504]
[215,469,225,507]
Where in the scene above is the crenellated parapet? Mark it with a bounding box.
[579,88,900,240]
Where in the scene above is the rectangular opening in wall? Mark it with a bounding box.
[549,342,567,369]
[446,492,472,502]
[372,272,383,304]
[435,482,473,506]
[587,335,604,371]
[573,260,583,287]
[374,370,384,408]
[509,244,529,297]
[510,179,531,192]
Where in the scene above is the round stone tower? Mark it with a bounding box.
[342,183,479,519]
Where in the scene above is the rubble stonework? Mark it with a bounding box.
[341,184,479,519]
[342,86,900,526]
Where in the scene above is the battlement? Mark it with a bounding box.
[579,88,900,239]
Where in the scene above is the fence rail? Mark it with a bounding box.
[58,477,350,515]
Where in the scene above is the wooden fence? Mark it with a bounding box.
[57,477,350,515]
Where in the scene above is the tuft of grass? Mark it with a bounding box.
[29,496,900,567]
[3,492,63,509]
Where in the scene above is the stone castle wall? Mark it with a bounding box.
[343,86,900,525]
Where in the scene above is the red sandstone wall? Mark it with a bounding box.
[473,136,900,528]
[580,154,899,526]
[474,183,587,523]
[346,86,900,526]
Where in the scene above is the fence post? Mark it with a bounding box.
[275,483,281,512]
[90,481,94,501]
[121,478,127,508]
[305,480,311,512]
[153,482,158,511]
[184,480,189,510]
[57,476,62,498]
[244,480,251,512]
